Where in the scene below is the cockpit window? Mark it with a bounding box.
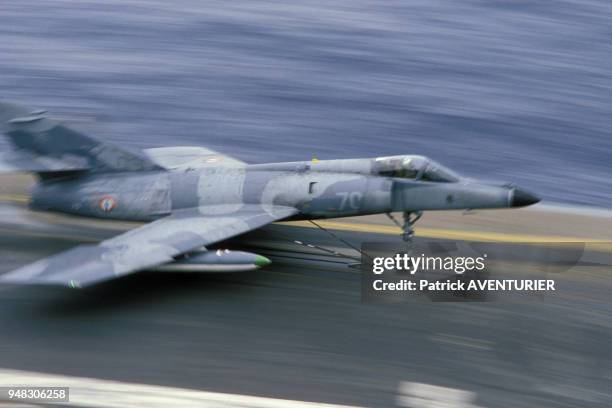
[421,162,459,182]
[378,167,419,179]
[374,156,459,182]
[375,156,423,179]
[380,167,419,178]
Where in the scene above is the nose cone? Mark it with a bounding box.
[511,188,540,207]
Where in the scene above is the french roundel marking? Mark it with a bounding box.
[99,195,117,212]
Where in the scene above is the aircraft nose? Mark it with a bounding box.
[511,188,540,207]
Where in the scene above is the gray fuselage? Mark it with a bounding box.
[29,156,528,222]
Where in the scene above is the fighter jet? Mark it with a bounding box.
[0,101,539,287]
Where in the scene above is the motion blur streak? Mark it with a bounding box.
[0,2,611,408]
[1,1,611,206]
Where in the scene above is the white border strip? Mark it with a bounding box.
[0,368,365,408]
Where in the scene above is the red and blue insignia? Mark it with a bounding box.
[99,195,117,212]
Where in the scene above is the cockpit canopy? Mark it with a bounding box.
[374,155,460,182]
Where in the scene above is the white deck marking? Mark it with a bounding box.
[397,382,482,408]
[0,368,365,408]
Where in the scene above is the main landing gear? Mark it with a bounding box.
[386,211,422,242]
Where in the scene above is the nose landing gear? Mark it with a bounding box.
[386,211,422,242]
[402,211,422,242]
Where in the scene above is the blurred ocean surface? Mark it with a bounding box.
[0,1,610,206]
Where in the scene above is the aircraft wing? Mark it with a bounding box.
[0,204,297,288]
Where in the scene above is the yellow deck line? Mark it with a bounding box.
[0,194,29,204]
[282,220,609,243]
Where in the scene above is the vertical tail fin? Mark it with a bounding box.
[0,101,162,173]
